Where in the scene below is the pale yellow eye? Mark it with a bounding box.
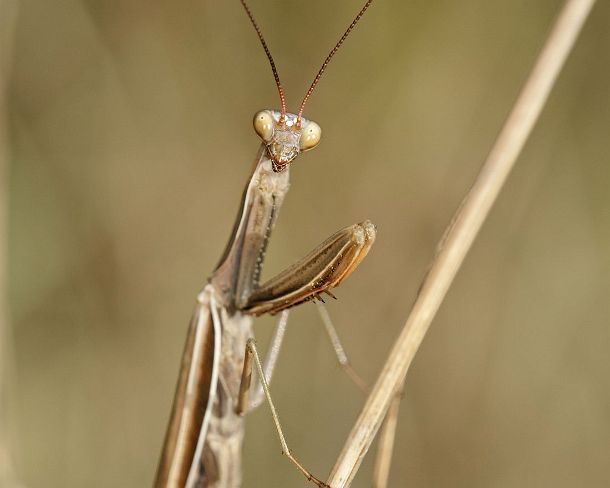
[299,121,322,151]
[253,110,274,142]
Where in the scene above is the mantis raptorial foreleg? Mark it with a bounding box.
[242,221,376,317]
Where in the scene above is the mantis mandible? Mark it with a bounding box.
[153,1,378,487]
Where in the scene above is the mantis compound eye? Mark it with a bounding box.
[253,110,274,142]
[299,120,322,151]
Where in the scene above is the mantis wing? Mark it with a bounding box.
[154,286,221,488]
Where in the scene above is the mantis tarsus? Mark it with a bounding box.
[153,1,382,487]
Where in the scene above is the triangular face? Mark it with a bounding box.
[267,127,301,171]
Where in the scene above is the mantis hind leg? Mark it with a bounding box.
[236,338,330,488]
[243,310,290,412]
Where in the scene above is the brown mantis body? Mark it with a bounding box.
[153,2,380,483]
[154,114,375,486]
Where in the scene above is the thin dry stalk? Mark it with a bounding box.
[326,0,596,486]
[371,394,400,488]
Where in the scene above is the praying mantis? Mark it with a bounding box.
[153,1,385,487]
[0,0,597,487]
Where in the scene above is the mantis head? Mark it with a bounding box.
[253,110,322,172]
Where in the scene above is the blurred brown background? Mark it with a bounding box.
[2,0,609,486]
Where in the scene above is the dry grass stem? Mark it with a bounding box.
[326,0,596,486]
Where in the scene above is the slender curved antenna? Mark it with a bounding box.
[297,0,375,125]
[239,0,287,119]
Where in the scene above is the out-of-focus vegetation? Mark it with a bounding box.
[4,1,610,486]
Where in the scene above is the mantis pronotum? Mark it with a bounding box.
[153,1,380,487]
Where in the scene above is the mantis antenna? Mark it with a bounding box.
[239,0,376,127]
[239,0,287,120]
